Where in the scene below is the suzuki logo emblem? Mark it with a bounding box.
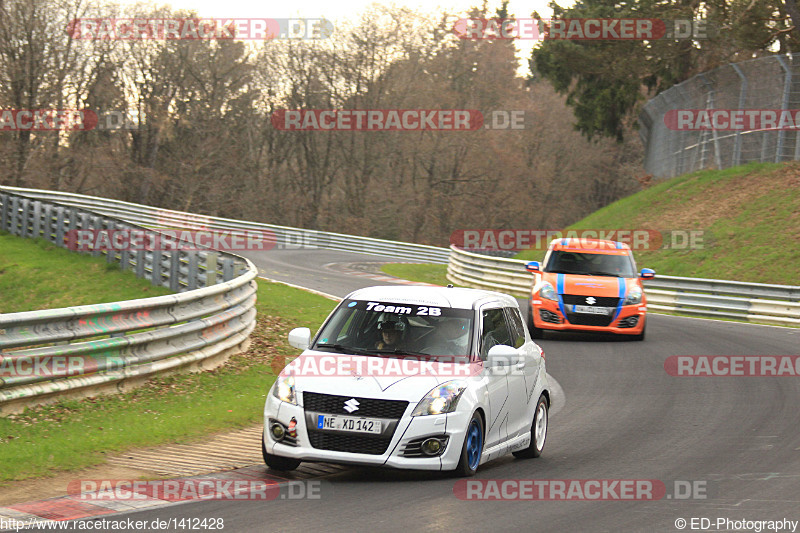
[344,398,360,413]
[586,297,596,305]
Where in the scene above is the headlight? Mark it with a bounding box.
[539,282,557,301]
[411,381,467,416]
[624,287,642,305]
[272,374,296,405]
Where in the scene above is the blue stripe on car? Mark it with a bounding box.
[612,278,625,322]
[557,273,569,323]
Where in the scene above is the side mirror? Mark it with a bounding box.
[487,344,521,366]
[288,327,311,350]
[640,268,655,280]
[525,261,541,273]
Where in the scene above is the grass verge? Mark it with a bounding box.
[0,233,172,313]
[515,162,800,284]
[379,263,449,286]
[0,237,335,482]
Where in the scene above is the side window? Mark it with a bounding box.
[504,307,526,348]
[480,308,513,359]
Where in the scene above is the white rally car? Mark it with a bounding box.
[262,285,550,476]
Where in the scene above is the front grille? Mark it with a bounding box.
[561,295,620,307]
[564,312,615,327]
[539,309,562,324]
[307,431,392,455]
[303,392,408,418]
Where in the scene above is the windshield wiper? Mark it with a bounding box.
[315,343,373,356]
[372,348,431,357]
[584,271,622,277]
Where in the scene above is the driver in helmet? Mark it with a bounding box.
[376,315,408,350]
[423,318,469,357]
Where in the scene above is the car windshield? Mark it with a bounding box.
[312,300,474,360]
[544,250,636,277]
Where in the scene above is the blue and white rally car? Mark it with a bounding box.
[262,285,550,476]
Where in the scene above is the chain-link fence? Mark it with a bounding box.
[639,54,800,178]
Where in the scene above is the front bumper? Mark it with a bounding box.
[263,393,472,471]
[532,298,646,335]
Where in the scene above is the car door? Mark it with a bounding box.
[504,306,541,438]
[477,305,513,452]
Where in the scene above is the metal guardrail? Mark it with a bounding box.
[447,246,800,327]
[0,186,451,264]
[0,191,258,414]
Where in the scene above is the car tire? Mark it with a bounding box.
[526,304,544,339]
[262,431,301,471]
[513,394,548,459]
[455,412,484,477]
[630,318,646,341]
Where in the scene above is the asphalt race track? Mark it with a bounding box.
[79,249,800,532]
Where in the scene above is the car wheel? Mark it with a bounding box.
[513,394,548,459]
[262,431,301,471]
[455,412,484,477]
[527,304,544,339]
[631,318,646,341]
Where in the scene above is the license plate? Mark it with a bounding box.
[572,305,611,315]
[317,415,382,434]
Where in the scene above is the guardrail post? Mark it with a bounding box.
[32,201,41,239]
[223,257,234,281]
[169,250,181,292]
[1,193,9,232]
[151,249,163,286]
[135,248,145,278]
[206,252,218,287]
[44,204,55,243]
[186,251,198,290]
[20,198,30,238]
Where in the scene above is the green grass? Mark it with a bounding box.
[380,263,450,286]
[0,233,172,313]
[0,235,336,482]
[515,162,800,284]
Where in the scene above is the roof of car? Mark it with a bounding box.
[549,237,631,254]
[345,285,517,309]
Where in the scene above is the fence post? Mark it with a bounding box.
[776,56,791,163]
[731,63,747,167]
